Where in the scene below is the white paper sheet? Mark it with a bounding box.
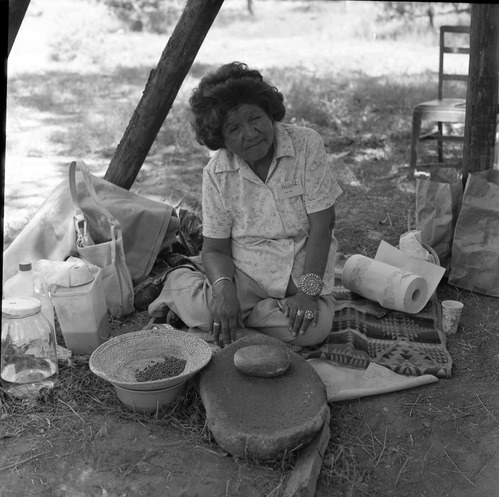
[375,240,445,303]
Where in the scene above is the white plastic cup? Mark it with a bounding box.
[441,300,464,335]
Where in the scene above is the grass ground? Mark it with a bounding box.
[3,2,499,497]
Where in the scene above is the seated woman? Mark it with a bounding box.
[151,61,342,347]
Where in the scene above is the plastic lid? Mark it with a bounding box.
[2,297,42,318]
[69,262,94,287]
[19,262,32,272]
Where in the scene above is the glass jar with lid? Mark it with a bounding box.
[1,297,58,398]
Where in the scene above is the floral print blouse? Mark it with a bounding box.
[202,122,343,298]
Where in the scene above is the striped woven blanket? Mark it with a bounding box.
[300,286,452,378]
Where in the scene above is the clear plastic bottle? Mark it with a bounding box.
[1,297,58,398]
[3,262,55,332]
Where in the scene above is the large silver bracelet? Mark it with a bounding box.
[299,273,323,297]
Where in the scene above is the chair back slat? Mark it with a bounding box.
[443,47,470,55]
[440,25,470,34]
[438,25,470,100]
[442,74,468,82]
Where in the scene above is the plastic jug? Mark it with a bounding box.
[51,266,110,355]
[1,297,58,398]
[3,262,55,333]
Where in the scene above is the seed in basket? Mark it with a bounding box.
[135,356,187,382]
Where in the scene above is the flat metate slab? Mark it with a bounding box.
[199,334,329,460]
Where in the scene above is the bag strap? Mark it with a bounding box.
[69,160,122,239]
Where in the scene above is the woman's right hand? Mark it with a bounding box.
[202,237,242,346]
[209,280,244,346]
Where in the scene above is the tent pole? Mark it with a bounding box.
[105,0,225,190]
[8,0,31,57]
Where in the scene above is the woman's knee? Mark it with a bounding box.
[164,269,212,328]
[246,303,333,347]
[304,315,332,345]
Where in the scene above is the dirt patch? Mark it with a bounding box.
[0,409,281,497]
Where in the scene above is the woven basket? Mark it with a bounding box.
[89,325,212,391]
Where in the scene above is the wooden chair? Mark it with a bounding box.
[409,25,470,178]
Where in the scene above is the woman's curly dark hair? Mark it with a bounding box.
[189,62,286,150]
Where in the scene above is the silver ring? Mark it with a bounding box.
[304,310,314,320]
[297,309,305,316]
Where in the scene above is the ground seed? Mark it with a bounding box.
[135,356,186,382]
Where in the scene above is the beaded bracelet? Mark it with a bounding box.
[298,273,323,297]
[211,276,233,289]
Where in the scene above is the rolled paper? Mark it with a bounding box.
[342,255,428,314]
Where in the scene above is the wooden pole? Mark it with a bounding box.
[2,1,9,247]
[8,0,31,57]
[104,0,225,190]
[462,3,499,177]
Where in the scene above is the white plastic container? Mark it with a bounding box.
[51,267,110,355]
[3,262,55,332]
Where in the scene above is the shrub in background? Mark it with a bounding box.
[96,0,184,33]
[353,1,470,41]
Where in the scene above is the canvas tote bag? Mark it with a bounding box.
[68,161,134,318]
[448,169,499,296]
[3,162,180,287]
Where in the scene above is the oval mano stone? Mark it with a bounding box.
[234,344,290,377]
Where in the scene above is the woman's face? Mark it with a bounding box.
[222,104,274,164]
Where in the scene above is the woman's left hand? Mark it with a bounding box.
[282,293,319,338]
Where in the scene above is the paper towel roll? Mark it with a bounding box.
[341,255,428,314]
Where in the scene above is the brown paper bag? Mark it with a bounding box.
[416,167,463,270]
[448,169,499,297]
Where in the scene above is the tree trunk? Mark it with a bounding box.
[462,3,499,176]
[8,0,31,56]
[104,0,225,190]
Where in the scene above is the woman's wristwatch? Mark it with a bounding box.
[298,273,323,297]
